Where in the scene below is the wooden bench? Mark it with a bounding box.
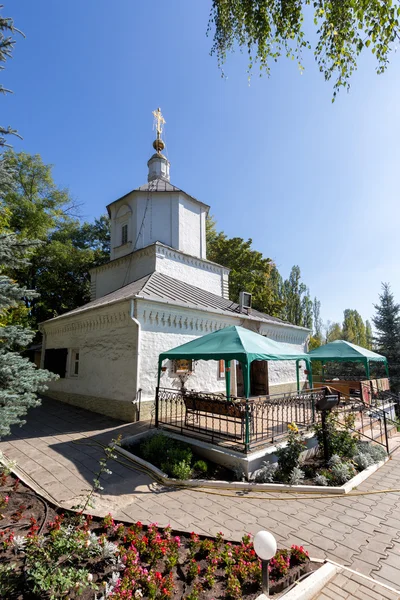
[183,393,249,439]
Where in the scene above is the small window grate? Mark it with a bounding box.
[121,224,128,245]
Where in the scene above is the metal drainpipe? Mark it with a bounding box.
[130,299,141,403]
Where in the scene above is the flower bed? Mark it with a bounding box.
[122,422,388,488]
[122,433,235,481]
[0,468,316,599]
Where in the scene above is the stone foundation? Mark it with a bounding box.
[269,381,306,395]
[43,391,139,422]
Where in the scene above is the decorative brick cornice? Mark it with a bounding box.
[44,310,129,336]
[155,244,229,275]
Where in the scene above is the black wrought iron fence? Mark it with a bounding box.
[155,387,326,452]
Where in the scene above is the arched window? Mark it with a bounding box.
[115,204,132,247]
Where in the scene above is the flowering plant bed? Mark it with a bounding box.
[0,468,316,599]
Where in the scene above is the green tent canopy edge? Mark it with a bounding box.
[307,339,389,379]
[157,325,313,398]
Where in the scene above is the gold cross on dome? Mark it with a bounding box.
[152,107,166,138]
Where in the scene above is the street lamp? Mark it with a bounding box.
[254,530,277,597]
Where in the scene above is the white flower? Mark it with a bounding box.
[88,573,94,583]
[134,591,143,599]
[12,535,26,552]
[101,540,119,561]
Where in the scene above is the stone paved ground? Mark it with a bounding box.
[1,398,400,598]
[320,567,399,599]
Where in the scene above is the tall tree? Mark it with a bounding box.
[372,283,400,387]
[3,151,76,239]
[0,234,56,438]
[342,308,367,347]
[209,1,400,98]
[313,297,322,341]
[365,319,373,350]
[1,152,110,326]
[326,321,342,343]
[206,218,285,316]
[0,7,23,148]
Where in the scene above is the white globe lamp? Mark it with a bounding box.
[254,530,277,596]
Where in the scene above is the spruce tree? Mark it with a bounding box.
[372,283,400,389]
[0,233,57,438]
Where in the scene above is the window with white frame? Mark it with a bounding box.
[218,359,225,379]
[70,349,80,376]
[121,223,128,245]
[173,359,193,374]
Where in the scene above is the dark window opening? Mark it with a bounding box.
[121,224,128,245]
[44,348,68,378]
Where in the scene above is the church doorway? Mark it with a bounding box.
[235,360,269,397]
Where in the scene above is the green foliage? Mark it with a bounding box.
[206,219,284,316]
[288,466,305,485]
[313,413,357,460]
[0,7,23,148]
[365,320,373,350]
[330,461,355,484]
[1,151,111,327]
[169,460,193,480]
[342,309,367,347]
[193,459,208,475]
[373,283,400,388]
[356,441,387,462]
[0,234,57,439]
[275,423,306,481]
[283,265,313,327]
[326,321,343,342]
[206,216,317,326]
[141,433,193,479]
[253,460,277,483]
[209,0,400,99]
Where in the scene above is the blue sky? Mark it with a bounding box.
[3,1,400,327]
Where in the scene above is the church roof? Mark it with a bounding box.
[41,271,308,332]
[107,178,210,214]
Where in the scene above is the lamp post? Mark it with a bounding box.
[254,530,277,597]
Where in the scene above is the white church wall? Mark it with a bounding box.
[178,195,206,259]
[137,301,238,405]
[42,302,139,421]
[92,250,156,300]
[258,321,309,393]
[155,245,227,297]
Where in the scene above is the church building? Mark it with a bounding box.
[40,109,310,421]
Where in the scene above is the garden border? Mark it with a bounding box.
[256,561,337,600]
[116,445,389,495]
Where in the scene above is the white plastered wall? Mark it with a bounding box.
[42,301,138,403]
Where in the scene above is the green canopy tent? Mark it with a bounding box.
[157,325,313,399]
[307,340,389,380]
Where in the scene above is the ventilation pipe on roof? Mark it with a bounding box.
[239,291,252,314]
[130,299,141,412]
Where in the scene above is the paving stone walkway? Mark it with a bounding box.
[1,398,400,598]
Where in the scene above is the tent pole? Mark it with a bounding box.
[366,360,371,380]
[308,360,313,390]
[155,358,162,428]
[244,359,251,453]
[322,361,325,383]
[384,361,389,378]
[225,360,231,401]
[296,360,300,392]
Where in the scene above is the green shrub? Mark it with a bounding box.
[357,441,387,463]
[193,460,208,475]
[141,433,195,478]
[141,433,170,465]
[169,460,192,480]
[314,413,357,460]
[276,423,306,482]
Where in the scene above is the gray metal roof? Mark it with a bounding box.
[107,177,210,212]
[41,271,307,332]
